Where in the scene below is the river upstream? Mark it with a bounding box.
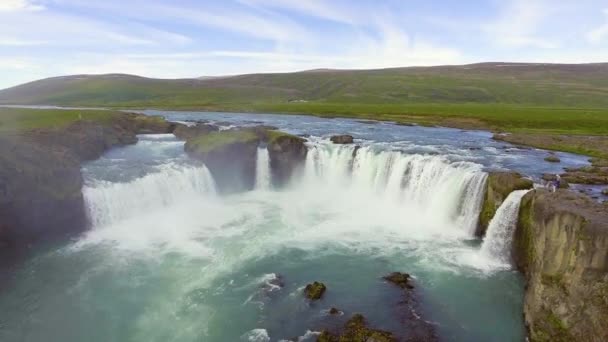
[0,111,590,341]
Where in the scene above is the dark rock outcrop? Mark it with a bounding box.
[185,129,260,193]
[513,189,608,342]
[476,172,534,237]
[383,272,414,290]
[304,281,326,300]
[560,165,608,185]
[330,135,354,144]
[267,132,307,187]
[0,113,172,249]
[184,128,308,192]
[317,314,395,342]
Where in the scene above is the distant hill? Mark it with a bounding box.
[2,63,608,108]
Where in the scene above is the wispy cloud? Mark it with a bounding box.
[586,9,608,44]
[0,0,44,12]
[484,0,558,49]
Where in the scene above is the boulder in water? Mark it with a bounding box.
[476,172,534,237]
[544,155,561,163]
[304,281,326,300]
[317,314,395,342]
[383,272,414,290]
[267,131,307,187]
[330,135,354,144]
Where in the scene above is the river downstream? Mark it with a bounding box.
[0,111,590,341]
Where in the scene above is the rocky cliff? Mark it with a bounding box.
[513,189,608,342]
[476,172,534,237]
[184,127,307,192]
[0,113,175,250]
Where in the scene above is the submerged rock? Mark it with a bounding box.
[602,188,608,196]
[317,314,395,342]
[383,272,414,290]
[476,172,534,238]
[304,281,327,300]
[513,189,608,342]
[544,155,561,163]
[330,135,354,144]
[328,307,342,315]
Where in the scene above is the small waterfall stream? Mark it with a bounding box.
[255,147,271,190]
[480,189,532,264]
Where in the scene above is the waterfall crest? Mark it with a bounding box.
[298,143,488,234]
[480,189,531,264]
[255,147,271,190]
[84,164,216,227]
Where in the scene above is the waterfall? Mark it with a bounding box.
[300,143,487,234]
[255,147,271,190]
[83,164,217,227]
[480,189,531,264]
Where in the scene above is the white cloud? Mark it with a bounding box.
[586,9,608,44]
[484,0,558,49]
[0,0,44,11]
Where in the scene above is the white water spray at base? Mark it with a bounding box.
[255,147,271,190]
[480,189,531,264]
[84,164,217,227]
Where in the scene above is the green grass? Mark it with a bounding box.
[187,130,259,153]
[0,107,120,132]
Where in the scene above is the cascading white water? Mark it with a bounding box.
[83,164,217,227]
[299,142,488,235]
[480,189,531,264]
[255,147,271,190]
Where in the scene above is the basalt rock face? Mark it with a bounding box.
[476,172,534,237]
[330,135,354,144]
[267,133,307,187]
[0,113,174,249]
[185,128,308,192]
[513,189,608,342]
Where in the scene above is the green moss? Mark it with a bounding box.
[0,107,119,132]
[187,130,259,153]
[266,129,303,143]
[532,311,573,342]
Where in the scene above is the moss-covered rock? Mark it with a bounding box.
[544,155,561,163]
[173,123,219,140]
[185,129,260,193]
[316,314,396,342]
[513,189,608,342]
[476,172,534,237]
[330,135,354,144]
[383,272,414,290]
[560,165,608,185]
[184,127,308,192]
[304,281,327,300]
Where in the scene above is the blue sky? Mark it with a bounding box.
[1,0,607,89]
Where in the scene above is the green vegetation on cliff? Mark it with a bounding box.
[186,130,259,154]
[0,107,119,132]
[477,172,534,237]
